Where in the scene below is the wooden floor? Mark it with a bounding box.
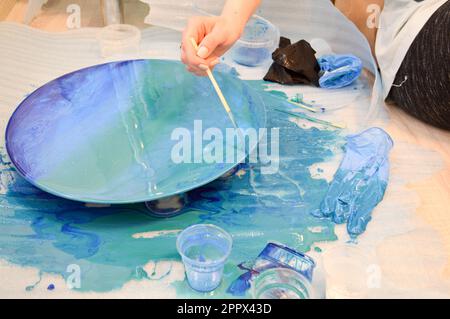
[2,0,450,278]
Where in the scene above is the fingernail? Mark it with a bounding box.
[210,59,220,67]
[198,64,209,71]
[197,46,209,58]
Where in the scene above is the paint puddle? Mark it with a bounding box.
[0,81,342,297]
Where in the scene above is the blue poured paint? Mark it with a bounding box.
[0,78,341,296]
[313,127,393,238]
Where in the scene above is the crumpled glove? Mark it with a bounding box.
[313,127,393,239]
[318,54,362,89]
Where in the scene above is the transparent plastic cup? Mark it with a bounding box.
[251,268,313,299]
[231,15,280,67]
[176,224,233,292]
[98,24,141,58]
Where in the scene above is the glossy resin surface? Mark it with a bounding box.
[5,60,265,203]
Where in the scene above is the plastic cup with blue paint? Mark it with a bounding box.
[230,15,280,67]
[177,224,233,292]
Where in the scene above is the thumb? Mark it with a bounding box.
[197,28,224,59]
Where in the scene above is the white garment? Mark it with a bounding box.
[376,0,448,98]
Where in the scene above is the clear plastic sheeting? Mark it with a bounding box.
[143,0,385,130]
[0,17,449,298]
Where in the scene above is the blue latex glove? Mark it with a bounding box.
[318,54,362,89]
[313,127,393,239]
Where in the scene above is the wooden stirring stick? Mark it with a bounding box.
[190,37,238,128]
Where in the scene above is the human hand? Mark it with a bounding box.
[181,16,242,76]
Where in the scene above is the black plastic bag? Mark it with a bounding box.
[264,38,320,86]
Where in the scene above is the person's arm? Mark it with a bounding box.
[181,0,261,76]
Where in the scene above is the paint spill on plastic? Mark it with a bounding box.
[0,80,342,297]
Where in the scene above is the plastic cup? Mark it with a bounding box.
[176,224,233,292]
[230,15,280,67]
[251,268,313,299]
[98,24,141,58]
